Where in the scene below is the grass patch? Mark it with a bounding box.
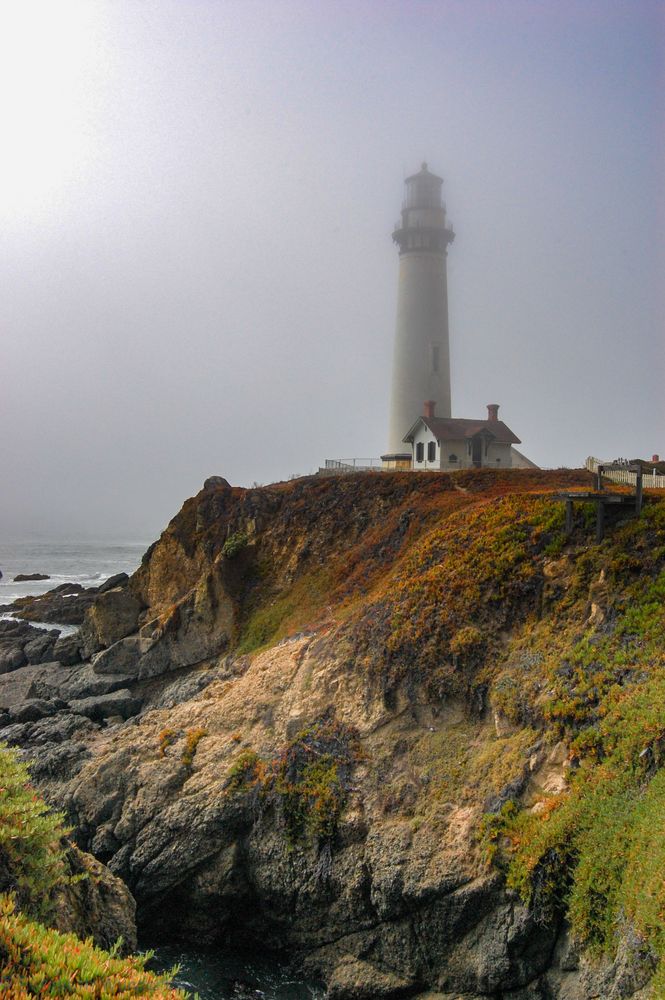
[182,727,208,768]
[237,569,332,654]
[483,565,665,980]
[408,723,538,824]
[223,714,361,847]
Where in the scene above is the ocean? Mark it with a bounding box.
[148,945,324,999]
[0,540,150,608]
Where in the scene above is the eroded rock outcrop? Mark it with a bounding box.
[0,468,661,999]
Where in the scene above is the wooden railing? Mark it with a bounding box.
[585,457,665,489]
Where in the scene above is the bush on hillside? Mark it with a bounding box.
[0,745,188,998]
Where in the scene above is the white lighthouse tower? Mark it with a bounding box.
[383,163,455,465]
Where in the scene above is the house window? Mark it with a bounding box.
[431,345,440,373]
[427,441,436,462]
[416,442,424,463]
[449,454,458,463]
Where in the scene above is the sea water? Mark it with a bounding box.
[149,945,324,999]
[0,541,323,996]
[0,540,149,607]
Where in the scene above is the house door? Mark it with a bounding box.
[472,436,483,467]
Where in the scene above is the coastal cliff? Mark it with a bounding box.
[1,469,663,999]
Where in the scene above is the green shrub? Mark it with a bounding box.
[221,531,248,558]
[0,746,189,997]
[0,746,69,920]
[489,574,665,978]
[158,728,177,758]
[181,728,208,768]
[0,895,187,998]
[225,750,265,794]
[224,716,361,847]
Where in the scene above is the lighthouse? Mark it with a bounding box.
[384,163,455,464]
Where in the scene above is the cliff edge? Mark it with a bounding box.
[1,468,663,999]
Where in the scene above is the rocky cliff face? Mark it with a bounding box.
[1,469,662,999]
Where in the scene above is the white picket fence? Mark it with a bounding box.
[586,457,665,490]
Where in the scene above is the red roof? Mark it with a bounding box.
[404,416,521,445]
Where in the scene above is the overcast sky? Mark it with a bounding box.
[1,0,663,540]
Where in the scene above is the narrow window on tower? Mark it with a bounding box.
[416,442,424,463]
[431,345,440,373]
[427,441,436,462]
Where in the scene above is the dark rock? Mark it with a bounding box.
[69,688,142,722]
[0,621,59,673]
[23,630,59,665]
[91,636,151,677]
[9,698,59,724]
[53,847,138,954]
[14,573,50,581]
[0,663,51,707]
[98,573,129,594]
[53,633,83,666]
[25,713,96,748]
[6,585,98,625]
[0,619,33,638]
[29,663,129,702]
[56,667,130,701]
[0,646,26,674]
[23,741,92,784]
[203,476,231,490]
[146,666,220,710]
[0,721,33,744]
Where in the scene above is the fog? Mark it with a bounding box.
[1,0,663,540]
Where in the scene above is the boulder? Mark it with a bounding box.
[326,957,417,1000]
[91,636,152,677]
[0,621,59,673]
[203,476,231,490]
[80,589,143,657]
[53,666,130,702]
[21,713,96,749]
[0,619,33,638]
[23,630,59,665]
[13,573,50,582]
[98,573,130,594]
[53,847,138,953]
[69,688,142,722]
[52,633,83,666]
[8,699,60,724]
[26,663,129,703]
[4,586,98,625]
[0,646,26,674]
[0,664,50,708]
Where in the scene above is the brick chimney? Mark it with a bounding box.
[487,403,499,422]
[424,400,436,419]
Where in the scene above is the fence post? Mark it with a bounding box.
[596,501,605,543]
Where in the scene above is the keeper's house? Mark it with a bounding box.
[403,402,529,471]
